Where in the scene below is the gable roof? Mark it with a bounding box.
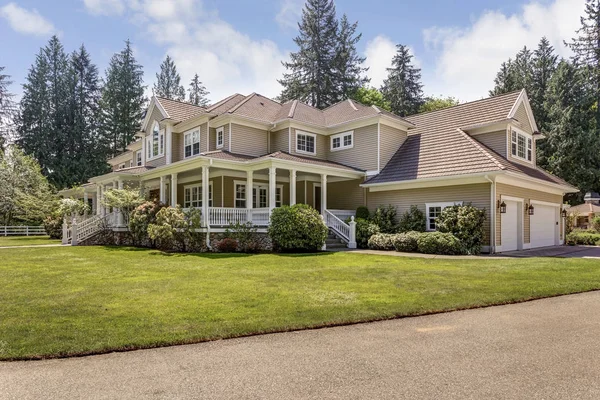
[225,93,282,123]
[155,97,208,122]
[206,93,246,115]
[567,202,600,215]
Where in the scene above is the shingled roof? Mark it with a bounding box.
[155,97,207,122]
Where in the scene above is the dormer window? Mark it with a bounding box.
[184,129,200,158]
[146,121,164,160]
[511,128,532,162]
[135,150,142,166]
[216,127,224,149]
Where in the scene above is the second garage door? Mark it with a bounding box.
[501,200,519,252]
[530,204,558,248]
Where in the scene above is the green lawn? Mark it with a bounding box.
[0,236,60,247]
[1,246,599,360]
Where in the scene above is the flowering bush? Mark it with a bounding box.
[43,214,63,239]
[129,201,166,246]
[58,198,89,217]
[393,231,422,252]
[367,233,397,250]
[147,206,202,251]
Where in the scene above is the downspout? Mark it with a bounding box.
[485,175,496,254]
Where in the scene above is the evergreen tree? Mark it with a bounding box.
[332,14,369,100]
[419,96,460,113]
[531,37,558,131]
[187,74,210,106]
[351,86,390,110]
[542,60,600,198]
[489,59,518,96]
[0,66,16,150]
[153,55,185,100]
[381,44,424,116]
[100,40,146,157]
[278,0,338,109]
[512,46,534,93]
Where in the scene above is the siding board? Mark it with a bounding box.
[327,124,379,171]
[270,128,289,153]
[379,124,407,170]
[476,130,507,157]
[230,123,268,156]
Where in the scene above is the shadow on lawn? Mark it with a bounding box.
[99,245,335,259]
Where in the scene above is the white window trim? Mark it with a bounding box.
[118,163,126,170]
[216,127,224,149]
[509,126,533,163]
[330,130,354,151]
[295,130,317,155]
[233,180,283,208]
[425,202,463,232]
[146,121,165,161]
[184,128,201,158]
[183,182,213,208]
[135,150,142,166]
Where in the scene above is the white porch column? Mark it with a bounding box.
[171,173,178,207]
[321,173,327,214]
[269,166,276,213]
[141,134,146,165]
[246,170,253,222]
[139,180,145,198]
[96,186,102,215]
[166,123,173,165]
[116,179,124,226]
[159,176,166,204]
[103,185,109,216]
[202,166,209,226]
[289,169,296,206]
[83,192,89,217]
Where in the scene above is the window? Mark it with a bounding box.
[183,183,212,208]
[235,183,246,208]
[184,129,200,158]
[216,127,224,149]
[511,129,532,162]
[253,187,268,208]
[146,121,164,160]
[296,131,316,155]
[118,163,126,170]
[425,202,463,231]
[135,150,142,166]
[330,131,353,151]
[275,187,282,207]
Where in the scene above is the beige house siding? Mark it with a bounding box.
[367,183,492,246]
[514,103,533,134]
[230,123,268,156]
[200,122,209,153]
[495,183,563,245]
[290,128,327,159]
[172,132,183,163]
[145,107,164,137]
[270,128,289,153]
[379,124,407,170]
[327,124,378,171]
[476,130,507,157]
[327,179,365,210]
[297,180,306,204]
[211,124,230,152]
[146,156,166,168]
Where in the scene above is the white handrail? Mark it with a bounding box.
[323,209,350,242]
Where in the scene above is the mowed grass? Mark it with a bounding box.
[0,236,60,247]
[1,246,600,360]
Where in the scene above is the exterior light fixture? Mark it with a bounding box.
[528,204,535,216]
[561,209,567,218]
[498,200,507,214]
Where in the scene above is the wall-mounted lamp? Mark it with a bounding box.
[527,204,535,216]
[561,209,567,218]
[498,200,507,214]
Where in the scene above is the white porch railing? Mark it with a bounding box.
[323,209,357,249]
[208,207,271,226]
[63,212,117,245]
[1,226,46,236]
[328,209,356,222]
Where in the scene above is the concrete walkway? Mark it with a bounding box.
[2,291,600,399]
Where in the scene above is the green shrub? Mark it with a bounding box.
[566,231,600,246]
[147,206,202,252]
[268,204,328,252]
[215,237,238,252]
[367,233,397,250]
[592,216,600,232]
[224,221,265,253]
[355,217,380,249]
[417,232,464,255]
[398,205,426,232]
[43,214,63,239]
[356,206,370,220]
[436,204,486,254]
[371,205,398,233]
[129,201,166,247]
[393,231,422,252]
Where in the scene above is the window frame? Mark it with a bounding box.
[183,182,213,209]
[216,127,224,149]
[330,131,354,151]
[135,150,142,166]
[510,127,533,163]
[146,121,165,160]
[296,130,317,155]
[184,128,201,158]
[234,181,284,208]
[425,202,463,232]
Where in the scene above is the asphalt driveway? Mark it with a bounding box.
[499,245,600,258]
[2,291,600,399]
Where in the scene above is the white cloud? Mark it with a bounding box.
[83,0,125,16]
[422,0,586,101]
[276,0,303,30]
[0,2,57,37]
[364,35,421,89]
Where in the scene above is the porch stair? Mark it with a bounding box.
[63,212,116,245]
[325,232,347,249]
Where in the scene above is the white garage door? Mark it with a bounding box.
[530,204,558,248]
[501,200,519,252]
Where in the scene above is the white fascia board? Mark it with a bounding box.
[362,172,498,192]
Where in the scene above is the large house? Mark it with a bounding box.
[62,89,577,252]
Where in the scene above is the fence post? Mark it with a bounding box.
[26,226,29,236]
[62,218,68,245]
[348,216,357,249]
[71,218,78,246]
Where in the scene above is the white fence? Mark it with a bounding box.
[208,207,271,226]
[1,226,47,236]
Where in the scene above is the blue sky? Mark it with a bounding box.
[0,0,586,103]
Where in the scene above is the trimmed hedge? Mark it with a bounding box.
[268,204,328,252]
[393,231,422,252]
[417,232,464,255]
[566,231,600,246]
[355,218,380,248]
[367,233,397,250]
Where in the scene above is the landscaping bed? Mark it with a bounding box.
[1,246,600,360]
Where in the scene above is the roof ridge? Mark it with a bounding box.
[455,128,506,171]
[206,93,244,112]
[288,100,298,118]
[227,92,256,113]
[155,96,206,109]
[347,98,358,111]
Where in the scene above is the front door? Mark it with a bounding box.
[314,185,322,213]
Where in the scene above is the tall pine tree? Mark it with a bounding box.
[0,66,16,151]
[100,40,146,157]
[531,37,558,131]
[187,74,210,106]
[332,14,369,101]
[489,59,518,96]
[512,46,534,93]
[381,44,424,116]
[153,55,185,100]
[278,0,338,109]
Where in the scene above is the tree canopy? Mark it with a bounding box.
[153,55,185,101]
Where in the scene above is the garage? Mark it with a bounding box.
[501,200,520,252]
[530,203,559,248]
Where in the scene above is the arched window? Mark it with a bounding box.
[146,121,164,159]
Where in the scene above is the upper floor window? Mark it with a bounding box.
[331,131,353,151]
[185,129,200,158]
[426,202,463,231]
[216,127,224,149]
[147,121,164,160]
[296,131,316,155]
[135,150,142,166]
[511,129,532,162]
